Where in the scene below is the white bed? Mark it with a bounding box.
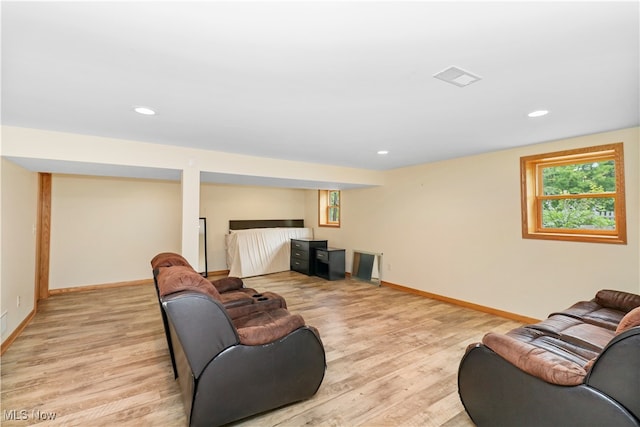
[225,227,313,278]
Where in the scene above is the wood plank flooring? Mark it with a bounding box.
[1,272,523,426]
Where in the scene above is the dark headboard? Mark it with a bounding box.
[229,219,304,231]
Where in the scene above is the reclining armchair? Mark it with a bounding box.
[151,252,260,295]
[154,265,286,318]
[160,283,326,426]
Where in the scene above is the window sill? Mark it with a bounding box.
[523,231,626,245]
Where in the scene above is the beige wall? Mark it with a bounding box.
[334,127,639,320]
[1,159,38,343]
[1,125,383,272]
[200,183,308,271]
[1,126,383,188]
[49,175,182,289]
[307,191,350,253]
[48,177,308,287]
[1,127,638,343]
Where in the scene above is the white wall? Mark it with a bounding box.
[334,128,639,320]
[1,159,38,344]
[49,175,182,289]
[200,183,308,271]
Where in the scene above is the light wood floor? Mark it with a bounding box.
[1,272,523,426]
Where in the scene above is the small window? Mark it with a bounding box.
[319,190,340,227]
[520,143,626,244]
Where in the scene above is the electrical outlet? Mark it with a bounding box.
[17,296,21,308]
[387,263,391,271]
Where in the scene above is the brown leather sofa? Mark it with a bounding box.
[151,253,288,379]
[151,252,288,317]
[151,254,326,426]
[458,289,640,426]
[154,265,287,318]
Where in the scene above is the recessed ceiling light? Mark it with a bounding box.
[133,106,156,116]
[377,150,389,155]
[528,110,549,118]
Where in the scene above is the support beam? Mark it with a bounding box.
[181,163,200,268]
[36,173,52,300]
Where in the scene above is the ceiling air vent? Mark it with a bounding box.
[433,66,482,87]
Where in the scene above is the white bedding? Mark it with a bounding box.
[225,227,313,278]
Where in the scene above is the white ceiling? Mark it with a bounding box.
[2,1,639,183]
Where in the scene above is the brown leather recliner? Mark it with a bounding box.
[151,252,261,296]
[157,269,326,427]
[150,252,287,317]
[154,265,286,317]
[150,253,288,379]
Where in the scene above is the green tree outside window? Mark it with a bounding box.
[541,160,616,230]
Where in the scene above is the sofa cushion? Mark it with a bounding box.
[594,289,640,313]
[233,308,305,346]
[151,252,192,269]
[482,332,587,386]
[210,276,244,293]
[559,323,615,352]
[156,266,220,301]
[526,315,615,352]
[615,306,640,335]
[225,295,286,319]
[552,301,625,331]
[218,291,254,308]
[526,314,583,335]
[506,327,597,365]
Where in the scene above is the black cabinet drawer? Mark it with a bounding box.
[290,257,309,273]
[315,248,345,281]
[291,240,310,251]
[291,248,309,260]
[290,239,327,276]
[316,250,329,262]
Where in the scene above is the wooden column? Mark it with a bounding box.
[35,172,52,300]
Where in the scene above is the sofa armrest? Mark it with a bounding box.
[594,289,640,313]
[458,342,640,427]
[162,291,239,378]
[233,309,306,346]
[615,307,640,334]
[482,332,586,386]
[211,276,244,293]
[586,326,640,420]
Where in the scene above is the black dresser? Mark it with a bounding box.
[290,238,328,276]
